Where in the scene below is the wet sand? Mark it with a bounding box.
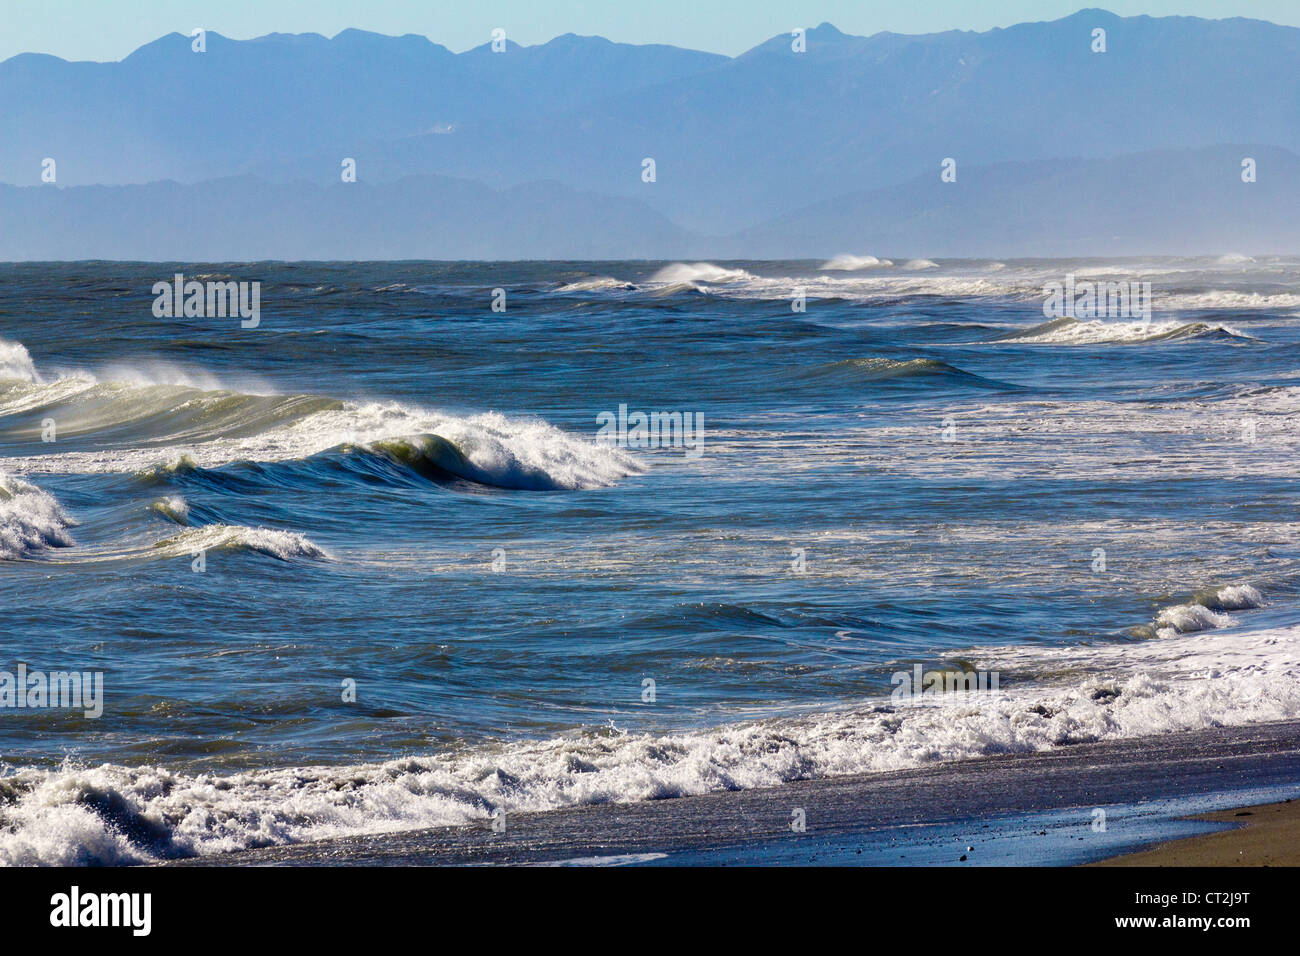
[1093,798,1300,866]
[168,719,1300,866]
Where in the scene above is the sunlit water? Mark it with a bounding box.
[3,256,1300,864]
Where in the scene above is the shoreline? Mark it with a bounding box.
[167,718,1300,866]
[1092,799,1300,866]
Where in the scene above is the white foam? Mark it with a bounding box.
[3,603,1298,865]
[150,495,190,525]
[1162,290,1300,311]
[0,473,76,559]
[0,339,40,383]
[647,262,756,285]
[387,412,641,490]
[686,272,1026,303]
[1215,583,1265,610]
[153,524,328,561]
[94,361,274,395]
[2,383,641,490]
[996,317,1251,345]
[1155,603,1233,638]
[1153,583,1265,638]
[555,277,635,293]
[820,254,894,271]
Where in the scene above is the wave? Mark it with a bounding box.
[646,262,756,286]
[555,277,637,293]
[993,317,1257,345]
[806,357,1011,390]
[150,495,190,525]
[1149,583,1264,639]
[1,342,638,491]
[358,416,638,490]
[0,474,76,560]
[4,602,1298,865]
[0,339,40,383]
[152,524,329,561]
[656,273,1034,305]
[900,259,940,270]
[0,376,342,446]
[126,422,641,493]
[1160,290,1300,311]
[364,432,575,490]
[819,254,893,271]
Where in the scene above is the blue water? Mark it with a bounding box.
[3,257,1300,863]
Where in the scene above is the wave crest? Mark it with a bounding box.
[555,277,636,293]
[5,609,1300,865]
[819,254,893,271]
[153,524,328,561]
[0,339,40,384]
[1152,583,1264,638]
[995,317,1256,345]
[647,262,755,286]
[0,474,76,559]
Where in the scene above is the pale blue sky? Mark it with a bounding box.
[2,0,1296,62]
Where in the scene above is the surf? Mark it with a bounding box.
[0,473,76,560]
[1,342,640,491]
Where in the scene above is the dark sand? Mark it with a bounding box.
[166,719,1300,866]
[1093,799,1300,866]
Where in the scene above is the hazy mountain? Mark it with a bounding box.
[4,145,1297,261]
[734,144,1300,257]
[0,29,725,187]
[347,10,1300,232]
[2,9,1299,258]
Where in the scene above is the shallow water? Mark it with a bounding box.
[3,256,1300,863]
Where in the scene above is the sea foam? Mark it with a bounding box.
[2,596,1296,866]
[0,473,76,559]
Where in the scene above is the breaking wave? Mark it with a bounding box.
[820,254,893,271]
[149,495,190,525]
[0,473,76,560]
[0,339,40,383]
[993,317,1257,345]
[152,525,329,561]
[555,277,637,293]
[646,262,757,286]
[2,593,1296,865]
[1,342,638,491]
[1148,583,1265,639]
[1160,290,1300,311]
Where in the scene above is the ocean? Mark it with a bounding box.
[3,256,1300,865]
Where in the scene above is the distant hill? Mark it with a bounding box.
[4,145,1298,261]
[0,29,725,187]
[2,9,1299,258]
[734,144,1300,257]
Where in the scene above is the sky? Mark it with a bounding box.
[2,0,1297,62]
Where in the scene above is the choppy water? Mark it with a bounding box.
[3,256,1300,864]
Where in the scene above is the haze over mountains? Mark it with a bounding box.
[2,8,1298,260]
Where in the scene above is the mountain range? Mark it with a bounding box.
[2,8,1298,259]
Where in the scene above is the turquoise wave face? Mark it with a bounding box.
[4,258,1300,862]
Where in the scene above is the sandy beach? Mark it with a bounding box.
[1094,799,1300,866]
